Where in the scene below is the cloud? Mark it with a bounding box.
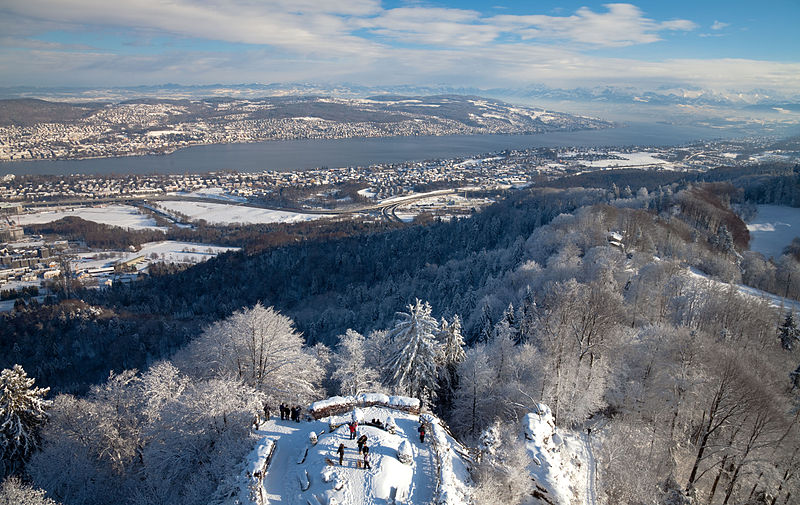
[0,0,383,56]
[711,20,730,30]
[0,1,796,97]
[490,3,696,47]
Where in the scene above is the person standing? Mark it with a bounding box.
[418,423,426,443]
[279,403,286,420]
[357,434,367,454]
[362,445,371,470]
[337,443,345,466]
[348,422,356,440]
[263,403,270,421]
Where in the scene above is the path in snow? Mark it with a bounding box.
[408,435,435,505]
[257,418,304,504]
[582,431,597,505]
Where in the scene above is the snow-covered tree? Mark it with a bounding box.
[175,303,322,403]
[778,312,799,351]
[331,329,378,396]
[451,346,495,438]
[471,420,532,505]
[0,476,59,505]
[435,315,466,412]
[438,315,466,371]
[476,303,493,343]
[383,299,443,402]
[0,365,52,476]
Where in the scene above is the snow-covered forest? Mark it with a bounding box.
[3,164,800,505]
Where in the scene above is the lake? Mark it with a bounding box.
[747,205,800,259]
[1,121,743,176]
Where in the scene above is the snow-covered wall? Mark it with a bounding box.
[235,437,275,505]
[308,393,420,419]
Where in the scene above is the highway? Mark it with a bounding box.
[19,189,463,224]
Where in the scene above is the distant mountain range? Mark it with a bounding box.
[1,82,797,110]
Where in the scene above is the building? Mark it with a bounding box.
[0,225,24,242]
[0,203,23,215]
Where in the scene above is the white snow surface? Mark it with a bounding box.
[253,405,469,505]
[15,205,166,231]
[72,240,239,271]
[178,187,247,202]
[685,267,800,313]
[747,205,800,259]
[153,201,331,225]
[524,404,589,505]
[309,394,419,416]
[580,151,668,169]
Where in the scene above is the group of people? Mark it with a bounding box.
[279,403,303,422]
[337,435,371,469]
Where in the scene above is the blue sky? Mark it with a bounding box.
[0,1,798,98]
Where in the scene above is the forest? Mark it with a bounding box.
[2,162,800,505]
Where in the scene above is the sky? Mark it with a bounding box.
[1,0,799,99]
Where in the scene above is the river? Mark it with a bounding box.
[1,122,747,176]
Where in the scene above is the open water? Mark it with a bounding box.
[0,122,747,176]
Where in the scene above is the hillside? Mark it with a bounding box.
[0,95,613,161]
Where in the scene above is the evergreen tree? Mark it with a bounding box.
[436,315,466,412]
[476,303,493,343]
[502,303,518,342]
[778,312,799,351]
[384,299,443,402]
[439,315,466,370]
[0,365,52,477]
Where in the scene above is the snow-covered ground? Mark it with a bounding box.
[686,267,800,313]
[172,187,248,202]
[524,405,590,505]
[379,189,454,205]
[580,152,670,169]
[15,205,167,231]
[253,405,470,505]
[747,204,800,259]
[72,240,239,271]
[153,201,331,225]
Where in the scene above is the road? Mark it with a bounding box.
[20,188,462,223]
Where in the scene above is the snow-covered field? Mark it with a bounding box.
[580,151,670,169]
[154,201,331,225]
[747,204,800,259]
[73,240,239,271]
[15,205,166,231]
[172,187,247,202]
[252,405,470,505]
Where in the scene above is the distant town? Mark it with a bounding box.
[1,129,797,310]
[0,95,610,161]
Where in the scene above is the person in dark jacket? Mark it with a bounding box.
[279,403,286,420]
[337,443,345,466]
[263,403,270,421]
[362,445,371,470]
[418,423,426,443]
[357,434,368,454]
